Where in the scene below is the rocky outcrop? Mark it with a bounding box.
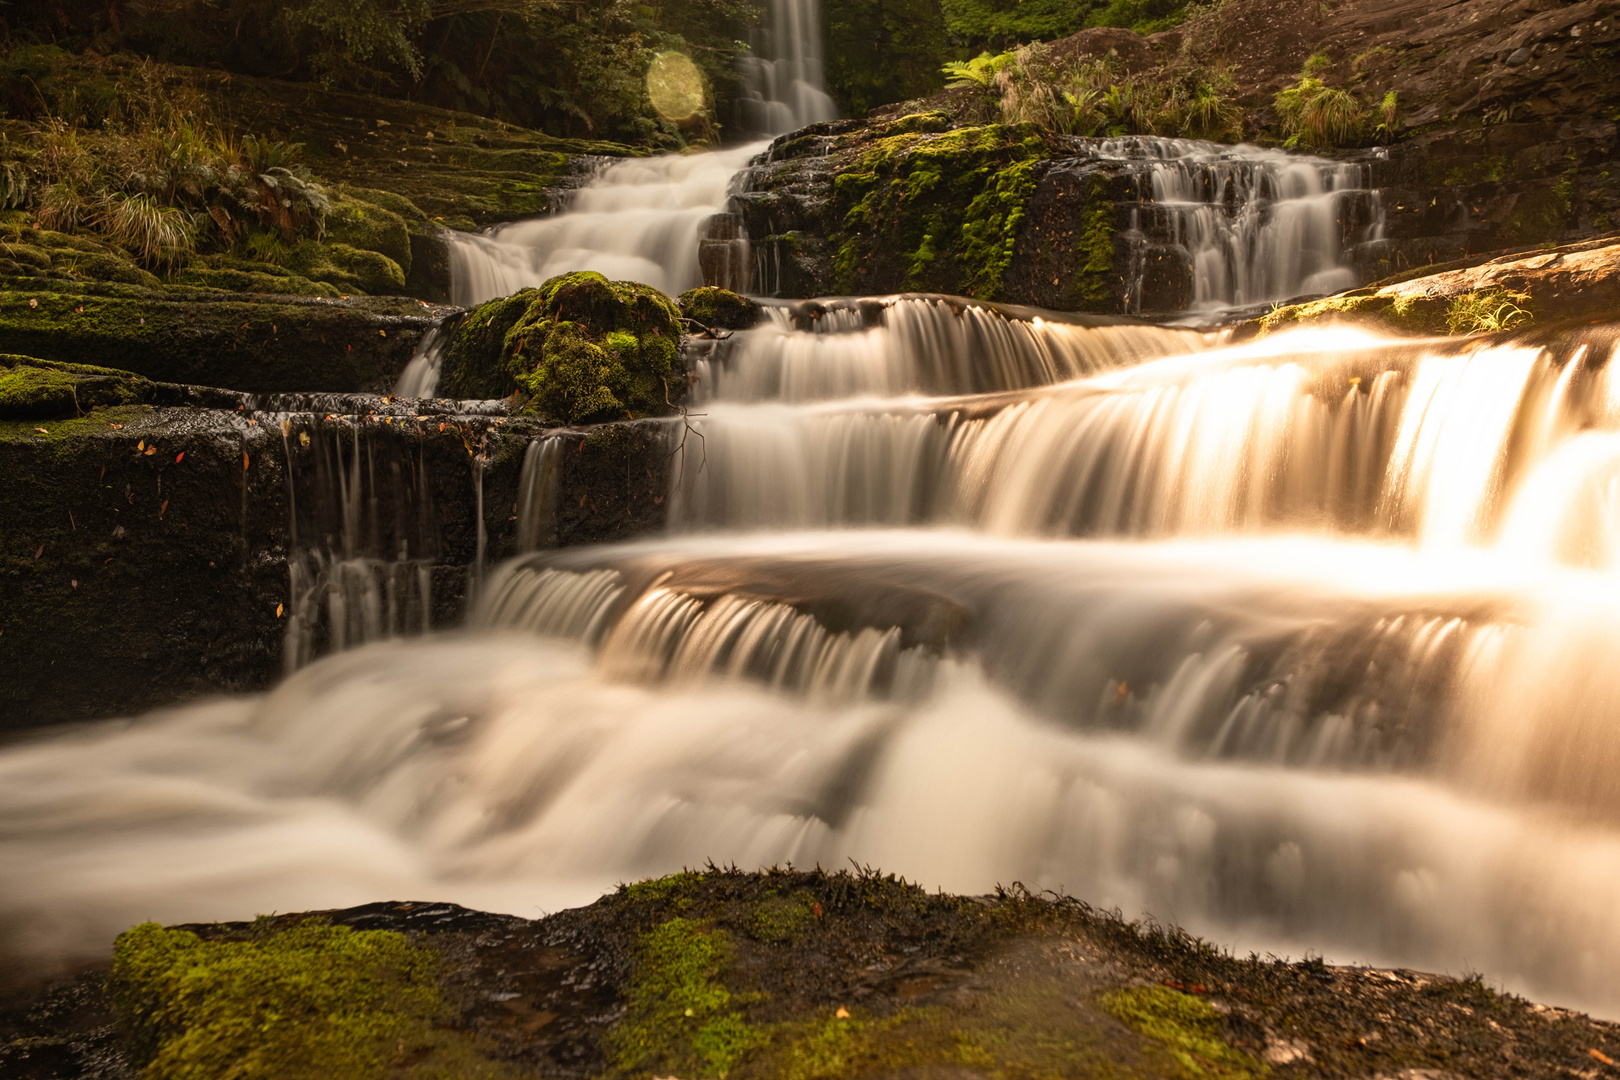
[7,869,1619,1080]
[1248,236,1620,336]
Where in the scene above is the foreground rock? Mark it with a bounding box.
[1246,237,1620,337]
[4,869,1617,1079]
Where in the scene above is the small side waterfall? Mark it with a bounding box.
[393,327,445,399]
[278,418,441,671]
[1091,137,1385,315]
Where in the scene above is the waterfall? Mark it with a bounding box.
[1087,137,1385,315]
[443,0,837,306]
[735,0,838,137]
[693,297,1208,402]
[393,326,445,399]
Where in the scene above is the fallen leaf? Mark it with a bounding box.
[836,1007,850,1020]
[242,451,250,470]
[137,439,145,451]
[299,431,310,448]
[27,298,36,308]
[175,451,184,463]
[1593,1049,1616,1066]
[34,427,47,434]
[70,579,77,588]
[159,500,169,518]
[379,329,387,337]
[144,446,156,456]
[276,603,284,618]
[34,545,43,559]
[108,423,123,429]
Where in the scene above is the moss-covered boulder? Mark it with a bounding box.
[0,354,153,419]
[323,192,414,277]
[439,272,685,424]
[286,240,408,296]
[678,286,761,331]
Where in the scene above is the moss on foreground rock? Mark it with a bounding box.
[439,272,685,425]
[11,869,1620,1079]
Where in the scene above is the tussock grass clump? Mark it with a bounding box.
[0,52,331,273]
[1445,288,1533,335]
[1272,57,1396,148]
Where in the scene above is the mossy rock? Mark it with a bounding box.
[324,192,414,275]
[110,919,517,1079]
[0,279,439,393]
[678,286,761,331]
[171,260,343,298]
[286,240,408,296]
[0,353,152,419]
[440,271,685,425]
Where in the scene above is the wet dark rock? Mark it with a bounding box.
[0,401,673,729]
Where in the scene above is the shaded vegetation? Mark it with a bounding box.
[0,0,763,147]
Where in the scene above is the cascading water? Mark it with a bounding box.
[10,305,1620,1016]
[1090,137,1385,315]
[735,0,838,137]
[447,144,765,305]
[443,0,836,306]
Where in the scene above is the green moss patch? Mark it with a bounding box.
[438,271,684,424]
[109,919,516,1080]
[0,352,151,418]
[1253,290,1442,336]
[1100,985,1265,1078]
[605,916,766,1079]
[827,120,1060,300]
[679,286,761,331]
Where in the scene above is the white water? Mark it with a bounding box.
[9,311,1620,1018]
[1091,137,1384,314]
[448,143,766,306]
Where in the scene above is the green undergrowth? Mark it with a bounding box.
[438,271,684,425]
[1445,287,1534,335]
[108,919,515,1080]
[830,117,1057,299]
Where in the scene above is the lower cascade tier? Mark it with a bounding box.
[6,531,1620,1018]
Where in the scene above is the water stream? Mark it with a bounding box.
[6,4,1620,1022]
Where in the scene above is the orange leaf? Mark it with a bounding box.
[159,500,169,518]
[1593,1049,1616,1066]
[276,603,284,618]
[243,451,250,470]
[175,451,184,463]
[34,545,43,559]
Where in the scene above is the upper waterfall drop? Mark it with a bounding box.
[735,0,838,137]
[445,0,836,307]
